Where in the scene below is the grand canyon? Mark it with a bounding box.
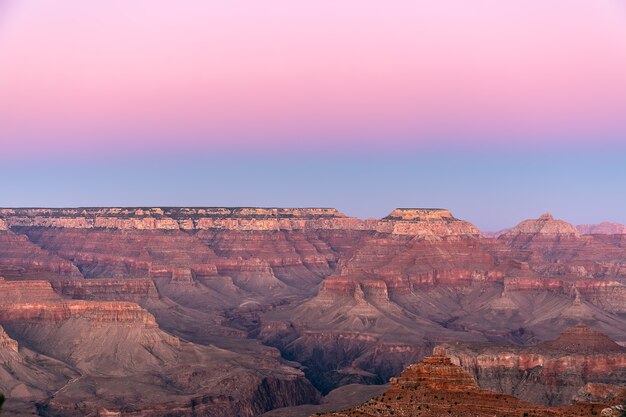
[4,0,626,415]
[0,207,625,416]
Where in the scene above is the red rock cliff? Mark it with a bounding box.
[0,207,480,236]
[315,355,614,417]
[434,326,626,405]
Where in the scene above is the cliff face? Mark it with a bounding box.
[496,214,626,281]
[389,356,478,391]
[258,213,498,393]
[0,277,61,303]
[0,207,359,231]
[375,208,480,238]
[0,207,480,237]
[0,322,78,415]
[0,229,82,279]
[0,300,159,325]
[50,278,159,302]
[502,213,580,238]
[0,279,320,417]
[315,356,616,417]
[501,277,626,313]
[41,366,320,417]
[0,277,157,325]
[435,326,626,406]
[0,325,18,354]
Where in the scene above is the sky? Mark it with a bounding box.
[1,1,625,230]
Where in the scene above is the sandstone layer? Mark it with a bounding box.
[315,355,621,417]
[435,326,626,405]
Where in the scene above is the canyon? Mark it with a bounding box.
[0,207,625,416]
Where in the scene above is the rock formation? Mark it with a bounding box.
[502,212,580,237]
[435,326,626,405]
[314,355,617,417]
[0,228,81,279]
[0,207,361,231]
[0,208,625,415]
[375,208,480,238]
[0,207,483,237]
[0,278,319,416]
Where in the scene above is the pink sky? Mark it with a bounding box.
[1,1,626,156]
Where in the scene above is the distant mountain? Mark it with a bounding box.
[577,222,626,235]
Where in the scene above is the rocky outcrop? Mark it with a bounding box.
[383,208,456,221]
[0,322,77,415]
[336,236,498,289]
[578,222,626,235]
[0,229,82,279]
[0,300,160,325]
[0,207,361,231]
[50,278,159,302]
[316,276,391,304]
[0,325,18,354]
[195,229,346,291]
[315,355,615,417]
[497,214,626,281]
[0,207,481,237]
[375,208,480,238]
[14,227,223,280]
[33,333,320,417]
[435,326,626,405]
[41,371,320,417]
[575,383,626,403]
[501,277,626,313]
[501,213,580,238]
[0,281,319,417]
[260,383,390,417]
[538,325,626,353]
[0,277,61,303]
[389,356,478,391]
[0,278,157,325]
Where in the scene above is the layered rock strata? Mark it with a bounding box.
[1,208,626,414]
[0,279,319,416]
[0,207,480,237]
[435,326,626,405]
[315,355,617,417]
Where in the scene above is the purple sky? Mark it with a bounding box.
[1,1,625,229]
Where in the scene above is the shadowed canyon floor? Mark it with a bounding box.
[0,207,626,416]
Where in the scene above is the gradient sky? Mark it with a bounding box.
[1,1,626,230]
